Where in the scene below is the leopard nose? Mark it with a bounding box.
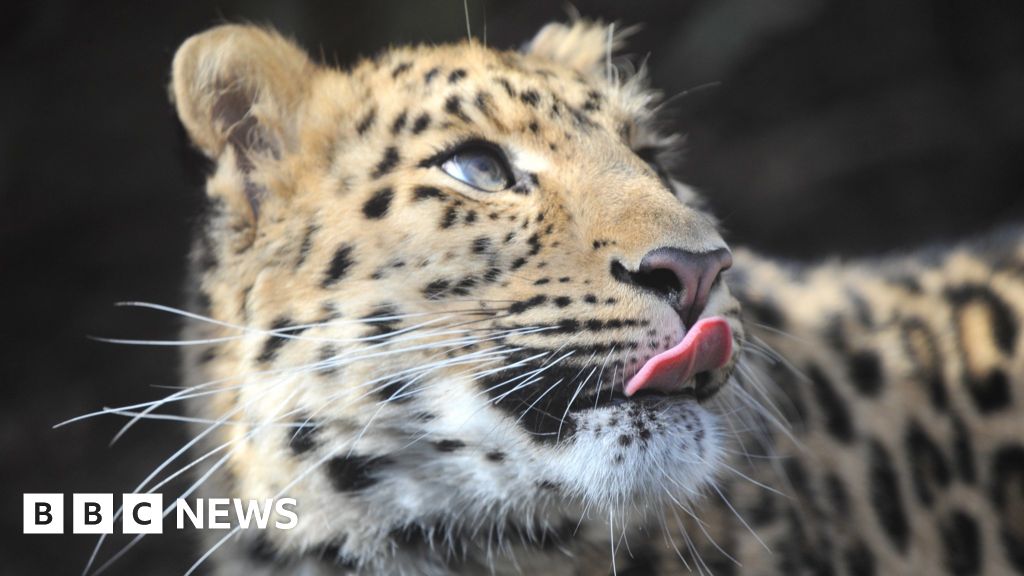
[614,247,732,327]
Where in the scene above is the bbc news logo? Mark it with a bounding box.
[23,494,298,534]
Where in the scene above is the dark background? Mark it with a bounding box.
[2,0,1022,573]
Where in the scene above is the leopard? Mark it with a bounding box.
[163,19,1024,576]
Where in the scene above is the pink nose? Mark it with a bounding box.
[626,247,732,326]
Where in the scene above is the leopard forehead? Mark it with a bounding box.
[291,42,667,214]
[309,40,653,155]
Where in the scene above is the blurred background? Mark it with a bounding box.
[2,0,1022,573]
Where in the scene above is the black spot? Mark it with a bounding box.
[451,276,478,296]
[372,147,400,178]
[991,444,1024,508]
[847,289,874,327]
[554,319,579,333]
[327,454,392,491]
[317,344,339,375]
[905,419,951,506]
[390,110,408,134]
[553,296,572,308]
[526,232,542,256]
[844,540,876,576]
[744,298,785,328]
[890,274,924,293]
[510,257,527,270]
[808,365,855,443]
[618,545,659,575]
[198,347,217,364]
[434,439,465,452]
[423,279,450,300]
[390,61,412,78]
[248,534,279,563]
[192,291,211,316]
[447,68,467,84]
[355,107,376,135]
[825,473,849,517]
[377,378,415,403]
[440,206,458,229]
[295,224,318,268]
[390,523,435,548]
[967,369,1011,413]
[534,277,550,286]
[469,236,491,255]
[618,434,632,446]
[288,419,320,455]
[413,186,444,201]
[950,414,977,483]
[868,440,909,552]
[584,294,598,304]
[509,295,547,314]
[360,304,401,339]
[483,267,502,283]
[314,540,359,569]
[520,89,540,106]
[465,210,477,224]
[749,490,778,526]
[474,91,494,117]
[412,113,431,134]
[423,67,440,83]
[257,317,308,364]
[784,458,811,498]
[496,77,516,97]
[940,510,982,575]
[323,244,355,287]
[362,188,393,219]
[445,95,470,122]
[849,350,883,395]
[824,315,848,351]
[486,451,505,462]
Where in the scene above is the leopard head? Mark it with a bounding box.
[172,20,745,566]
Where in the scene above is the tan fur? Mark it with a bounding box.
[168,20,1024,576]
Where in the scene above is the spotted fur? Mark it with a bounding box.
[168,20,1024,576]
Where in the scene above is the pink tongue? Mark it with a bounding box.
[624,317,732,397]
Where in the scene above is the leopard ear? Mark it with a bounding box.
[171,24,314,215]
[523,20,629,78]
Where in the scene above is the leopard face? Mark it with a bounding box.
[173,21,745,563]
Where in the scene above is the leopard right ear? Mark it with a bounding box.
[171,24,314,216]
[523,19,630,79]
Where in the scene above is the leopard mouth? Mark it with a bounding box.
[568,316,733,413]
[569,378,706,413]
[624,316,733,396]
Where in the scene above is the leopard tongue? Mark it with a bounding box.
[624,317,732,397]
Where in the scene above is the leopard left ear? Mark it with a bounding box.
[522,19,629,78]
[171,24,315,220]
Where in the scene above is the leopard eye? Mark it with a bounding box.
[440,145,513,192]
